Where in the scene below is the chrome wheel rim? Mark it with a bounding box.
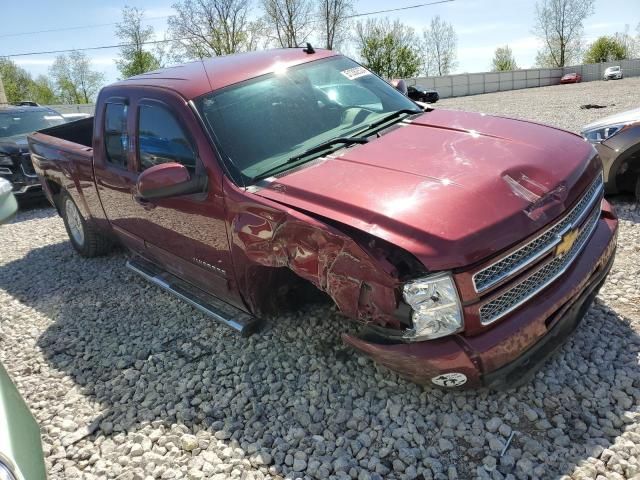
[65,198,85,245]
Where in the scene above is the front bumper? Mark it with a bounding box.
[343,201,618,389]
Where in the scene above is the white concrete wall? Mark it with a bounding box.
[407,59,640,99]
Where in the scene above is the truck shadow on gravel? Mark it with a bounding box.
[1,241,639,479]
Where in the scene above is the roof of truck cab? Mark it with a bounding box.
[109,48,339,100]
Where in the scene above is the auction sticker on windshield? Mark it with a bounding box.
[341,66,371,80]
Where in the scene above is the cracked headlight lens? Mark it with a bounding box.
[402,273,463,341]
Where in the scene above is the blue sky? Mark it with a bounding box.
[2,0,638,84]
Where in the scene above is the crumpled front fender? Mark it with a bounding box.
[225,186,407,328]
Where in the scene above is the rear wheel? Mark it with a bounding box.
[61,192,111,257]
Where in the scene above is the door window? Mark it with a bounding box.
[137,104,197,172]
[104,103,128,168]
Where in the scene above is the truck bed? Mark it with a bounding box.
[28,117,99,219]
[28,116,94,166]
[37,116,94,148]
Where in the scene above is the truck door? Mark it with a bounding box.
[125,94,242,308]
[93,95,146,253]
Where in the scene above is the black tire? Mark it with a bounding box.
[60,192,111,257]
[635,175,640,203]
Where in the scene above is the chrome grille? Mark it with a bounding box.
[473,175,604,293]
[479,204,601,325]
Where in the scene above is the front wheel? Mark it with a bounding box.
[61,192,111,257]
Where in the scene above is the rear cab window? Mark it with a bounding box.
[104,103,129,168]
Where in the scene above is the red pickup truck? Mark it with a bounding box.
[29,48,618,389]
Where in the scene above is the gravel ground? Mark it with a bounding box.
[1,78,640,480]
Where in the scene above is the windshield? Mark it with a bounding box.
[0,110,65,139]
[195,56,419,183]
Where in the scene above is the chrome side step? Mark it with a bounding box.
[126,257,260,337]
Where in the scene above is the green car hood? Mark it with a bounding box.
[0,363,46,479]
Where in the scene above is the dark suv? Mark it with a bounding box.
[0,105,66,198]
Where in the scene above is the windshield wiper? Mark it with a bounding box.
[355,108,422,136]
[251,136,369,182]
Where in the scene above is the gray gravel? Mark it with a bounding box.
[437,76,640,133]
[1,78,640,480]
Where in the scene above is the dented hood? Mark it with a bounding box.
[254,109,601,270]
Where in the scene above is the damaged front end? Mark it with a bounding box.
[224,186,443,342]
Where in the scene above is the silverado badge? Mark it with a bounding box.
[555,228,580,257]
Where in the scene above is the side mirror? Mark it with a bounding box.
[137,162,206,200]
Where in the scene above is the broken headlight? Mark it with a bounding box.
[402,273,463,341]
[582,124,625,143]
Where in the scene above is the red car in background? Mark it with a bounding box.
[561,72,582,84]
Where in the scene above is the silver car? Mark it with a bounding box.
[582,107,640,199]
[603,66,623,80]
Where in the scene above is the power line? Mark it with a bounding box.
[346,0,454,19]
[1,0,454,56]
[4,39,176,58]
[0,16,170,39]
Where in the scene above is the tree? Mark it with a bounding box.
[583,36,627,63]
[29,76,60,104]
[354,19,422,79]
[115,7,162,78]
[318,0,354,50]
[533,0,595,67]
[614,24,638,59]
[422,16,457,76]
[0,58,33,102]
[491,45,518,71]
[49,51,104,104]
[168,0,263,59]
[0,58,59,104]
[261,0,314,48]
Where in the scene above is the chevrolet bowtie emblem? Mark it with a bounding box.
[555,228,579,257]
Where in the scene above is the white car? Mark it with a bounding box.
[0,178,18,224]
[603,66,623,80]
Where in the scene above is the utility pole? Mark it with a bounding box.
[0,73,7,106]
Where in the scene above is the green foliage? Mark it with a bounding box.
[355,19,421,79]
[49,51,104,104]
[0,58,60,104]
[115,7,162,78]
[491,45,518,71]
[118,50,161,79]
[584,36,628,63]
[30,76,60,105]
